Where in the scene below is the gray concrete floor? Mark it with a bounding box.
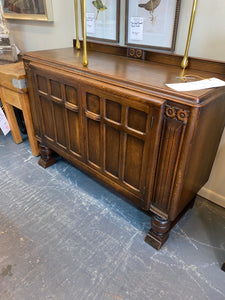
[0,131,225,300]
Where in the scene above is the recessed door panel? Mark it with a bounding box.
[124,134,144,190]
[67,110,81,155]
[127,108,147,133]
[87,118,101,167]
[53,102,67,148]
[50,80,61,99]
[105,125,120,178]
[33,68,84,160]
[65,85,78,105]
[37,75,48,93]
[105,99,122,123]
[82,84,161,203]
[87,93,100,114]
[39,96,54,141]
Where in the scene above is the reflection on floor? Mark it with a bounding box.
[0,132,225,300]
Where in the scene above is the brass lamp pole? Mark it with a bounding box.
[74,0,80,50]
[81,0,88,66]
[74,0,88,66]
[181,0,198,70]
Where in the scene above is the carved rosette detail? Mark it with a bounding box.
[127,48,146,60]
[129,48,135,57]
[165,107,176,118]
[165,105,189,124]
[136,49,142,59]
[177,110,188,122]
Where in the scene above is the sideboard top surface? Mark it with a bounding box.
[23,47,225,104]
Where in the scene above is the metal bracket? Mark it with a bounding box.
[12,78,27,89]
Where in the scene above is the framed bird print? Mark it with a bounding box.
[86,0,120,43]
[125,0,181,51]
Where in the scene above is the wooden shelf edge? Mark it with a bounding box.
[73,40,225,76]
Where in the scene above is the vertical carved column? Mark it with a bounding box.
[38,144,56,168]
[146,105,190,250]
[151,105,189,215]
[145,215,171,250]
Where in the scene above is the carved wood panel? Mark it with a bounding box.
[152,105,189,213]
[29,64,165,206]
[82,85,154,199]
[33,70,84,160]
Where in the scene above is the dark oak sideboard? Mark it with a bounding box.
[23,45,225,250]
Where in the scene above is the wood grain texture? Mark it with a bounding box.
[23,47,225,104]
[73,41,225,76]
[0,61,27,93]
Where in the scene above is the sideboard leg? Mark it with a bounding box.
[188,197,195,209]
[38,144,56,168]
[222,262,225,272]
[145,214,171,250]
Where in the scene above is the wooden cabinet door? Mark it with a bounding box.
[81,83,164,206]
[28,63,165,208]
[30,65,84,160]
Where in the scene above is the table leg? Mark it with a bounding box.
[1,98,22,144]
[20,93,39,156]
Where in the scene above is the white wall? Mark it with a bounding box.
[199,130,225,208]
[5,0,225,207]
[5,0,76,52]
[176,0,225,61]
[176,1,225,208]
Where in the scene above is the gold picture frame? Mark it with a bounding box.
[1,0,53,21]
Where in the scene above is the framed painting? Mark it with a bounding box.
[86,0,120,43]
[1,0,53,21]
[125,0,181,51]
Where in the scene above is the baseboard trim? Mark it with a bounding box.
[198,187,225,208]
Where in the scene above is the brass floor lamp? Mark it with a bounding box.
[74,0,88,66]
[181,0,198,78]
